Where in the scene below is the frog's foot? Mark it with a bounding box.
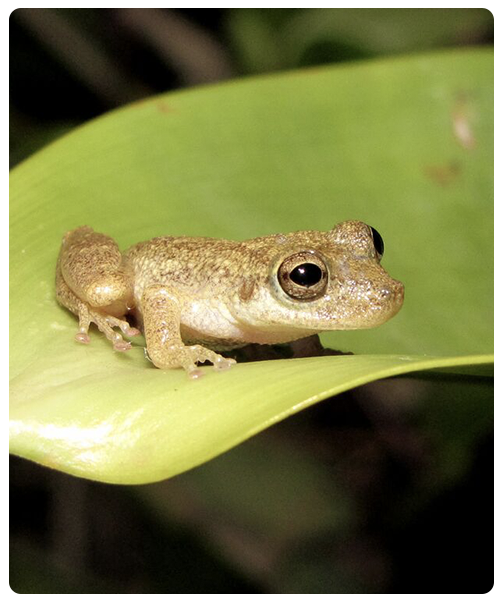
[148,343,236,379]
[181,345,237,380]
[74,303,140,352]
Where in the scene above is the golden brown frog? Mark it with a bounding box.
[56,221,404,378]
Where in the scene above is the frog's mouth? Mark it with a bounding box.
[295,276,405,332]
[337,279,405,329]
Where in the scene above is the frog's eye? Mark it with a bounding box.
[369,226,384,259]
[278,252,328,300]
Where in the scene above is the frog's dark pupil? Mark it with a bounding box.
[370,226,384,257]
[290,263,323,287]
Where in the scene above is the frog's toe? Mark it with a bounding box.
[191,346,234,371]
[212,355,236,371]
[105,315,141,338]
[180,345,236,376]
[75,330,91,344]
[126,327,141,337]
[113,339,133,352]
[106,329,133,352]
[187,366,204,380]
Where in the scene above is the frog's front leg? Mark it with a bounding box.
[56,226,140,351]
[141,285,236,378]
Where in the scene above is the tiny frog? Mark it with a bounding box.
[56,222,404,378]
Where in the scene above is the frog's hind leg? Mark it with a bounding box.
[56,226,140,352]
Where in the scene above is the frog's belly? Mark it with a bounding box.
[179,300,317,349]
[179,300,247,349]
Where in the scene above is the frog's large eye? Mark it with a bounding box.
[369,226,384,259]
[278,252,328,300]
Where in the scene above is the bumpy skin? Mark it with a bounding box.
[56,222,404,378]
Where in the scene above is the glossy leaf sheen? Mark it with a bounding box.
[10,50,493,483]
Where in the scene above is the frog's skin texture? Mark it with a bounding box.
[56,222,404,379]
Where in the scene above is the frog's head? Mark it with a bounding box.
[236,221,404,334]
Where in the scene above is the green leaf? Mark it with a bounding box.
[10,49,493,483]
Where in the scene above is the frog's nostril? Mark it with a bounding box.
[380,281,404,303]
[394,282,405,304]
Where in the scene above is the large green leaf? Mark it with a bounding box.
[10,49,493,483]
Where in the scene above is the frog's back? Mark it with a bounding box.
[125,235,248,292]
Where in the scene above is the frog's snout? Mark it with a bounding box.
[383,279,405,313]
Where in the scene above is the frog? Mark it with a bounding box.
[56,221,404,379]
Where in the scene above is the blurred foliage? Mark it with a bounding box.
[226,8,493,72]
[10,8,493,594]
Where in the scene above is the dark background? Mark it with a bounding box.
[10,8,493,593]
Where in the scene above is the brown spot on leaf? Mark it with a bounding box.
[156,101,175,114]
[424,161,461,187]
